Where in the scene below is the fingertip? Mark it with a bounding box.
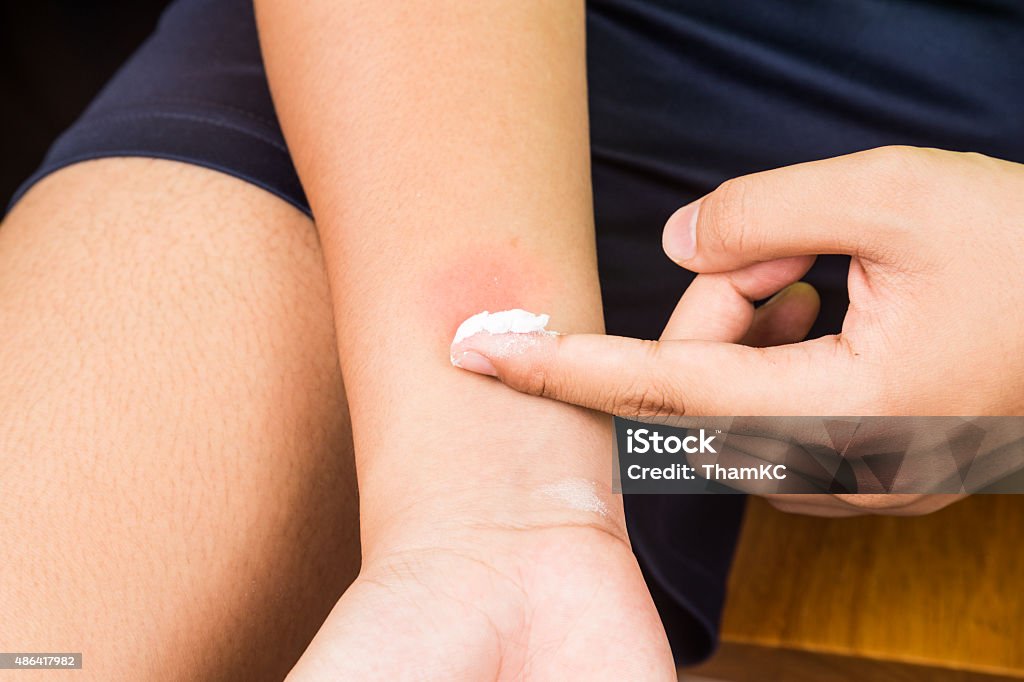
[663,199,701,264]
[451,349,498,376]
[449,330,555,377]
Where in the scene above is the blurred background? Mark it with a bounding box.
[1,0,168,205]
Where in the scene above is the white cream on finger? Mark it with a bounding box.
[450,308,554,365]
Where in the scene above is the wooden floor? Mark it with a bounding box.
[688,495,1024,681]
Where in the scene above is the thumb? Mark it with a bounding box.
[663,147,920,272]
[451,327,848,417]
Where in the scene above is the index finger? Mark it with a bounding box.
[451,330,849,417]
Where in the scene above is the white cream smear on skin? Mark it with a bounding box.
[452,309,551,344]
[537,479,609,517]
[450,309,554,364]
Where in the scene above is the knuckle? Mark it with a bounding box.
[858,145,939,210]
[703,176,753,255]
[513,334,565,401]
[864,143,913,164]
[605,341,684,418]
[608,383,671,419]
[863,145,929,175]
[518,364,552,400]
[954,149,992,168]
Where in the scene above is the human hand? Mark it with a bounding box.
[285,495,676,680]
[452,147,1024,516]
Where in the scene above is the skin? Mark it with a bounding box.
[252,0,816,677]
[0,159,358,680]
[454,146,1024,518]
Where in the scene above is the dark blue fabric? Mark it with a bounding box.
[9,0,307,214]
[589,0,1024,664]
[9,0,1024,666]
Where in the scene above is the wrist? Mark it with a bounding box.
[356,457,627,564]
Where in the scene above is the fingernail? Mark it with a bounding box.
[663,200,701,263]
[452,350,497,377]
[764,286,794,306]
[766,281,813,306]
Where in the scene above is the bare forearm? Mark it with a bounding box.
[255,1,618,549]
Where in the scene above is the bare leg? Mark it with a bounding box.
[0,159,358,681]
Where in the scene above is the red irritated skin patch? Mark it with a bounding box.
[417,249,558,350]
